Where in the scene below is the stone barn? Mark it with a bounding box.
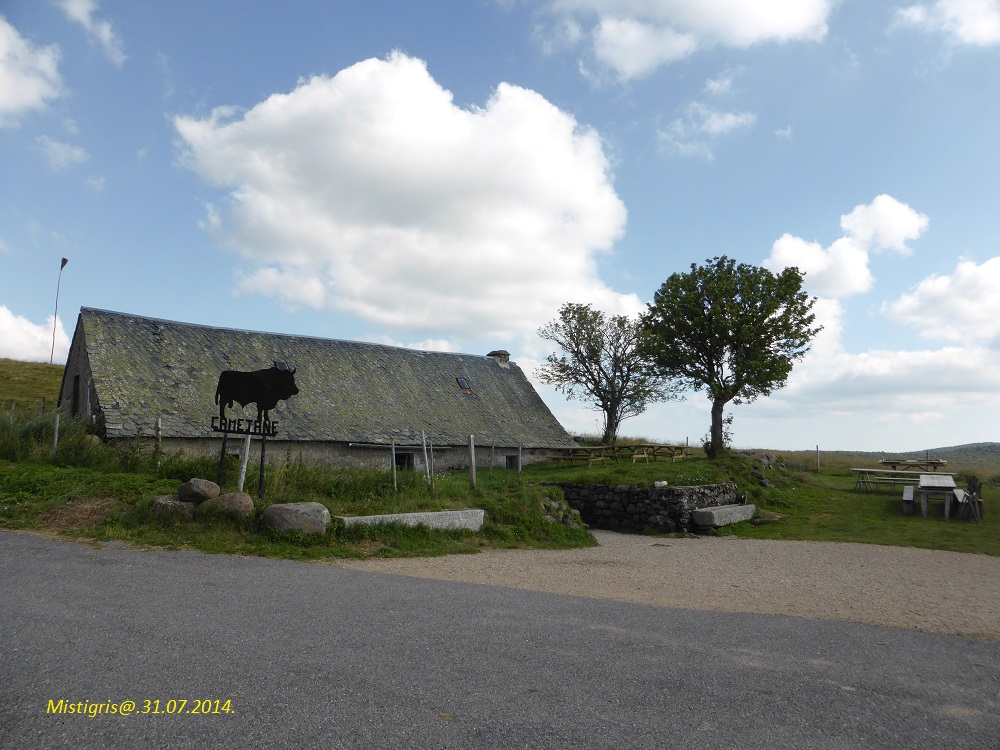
[59,308,577,471]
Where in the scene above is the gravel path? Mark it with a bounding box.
[336,531,1000,639]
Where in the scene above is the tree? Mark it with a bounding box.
[640,256,821,458]
[536,302,680,445]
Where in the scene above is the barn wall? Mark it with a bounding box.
[146,437,548,472]
[58,326,100,427]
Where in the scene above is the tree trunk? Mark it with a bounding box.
[602,409,620,445]
[709,398,726,458]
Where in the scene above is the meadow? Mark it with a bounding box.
[1,357,996,559]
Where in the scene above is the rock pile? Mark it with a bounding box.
[540,496,585,529]
[153,478,254,521]
[151,478,333,534]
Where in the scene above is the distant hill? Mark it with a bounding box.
[0,358,64,413]
[786,443,1000,472]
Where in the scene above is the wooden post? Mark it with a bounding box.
[421,430,431,488]
[391,440,397,492]
[518,444,522,481]
[155,417,163,468]
[258,431,267,501]
[469,434,476,489]
[429,440,435,492]
[237,432,252,491]
[52,412,60,454]
[40,397,46,415]
[217,432,229,486]
[490,439,495,480]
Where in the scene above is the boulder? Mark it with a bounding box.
[198,492,255,520]
[264,502,331,534]
[152,495,196,520]
[337,509,486,531]
[177,478,221,504]
[690,503,756,530]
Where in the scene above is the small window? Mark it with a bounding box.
[394,452,414,471]
[505,455,520,470]
[456,377,471,390]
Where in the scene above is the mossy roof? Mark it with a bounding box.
[73,308,576,448]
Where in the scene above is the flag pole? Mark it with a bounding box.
[50,258,68,365]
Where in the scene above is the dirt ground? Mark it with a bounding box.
[334,530,1000,640]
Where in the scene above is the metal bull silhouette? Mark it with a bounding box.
[215,361,299,422]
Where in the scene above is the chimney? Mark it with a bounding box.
[487,350,510,368]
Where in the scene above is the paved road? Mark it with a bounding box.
[2,530,998,750]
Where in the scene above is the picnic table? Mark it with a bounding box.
[546,443,690,467]
[545,446,619,467]
[918,473,957,519]
[852,468,924,492]
[879,458,948,471]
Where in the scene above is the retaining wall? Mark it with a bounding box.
[554,482,742,534]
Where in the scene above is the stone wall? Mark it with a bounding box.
[146,436,549,472]
[555,482,743,534]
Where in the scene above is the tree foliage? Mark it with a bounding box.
[640,256,820,458]
[536,303,680,445]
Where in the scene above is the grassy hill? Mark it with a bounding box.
[774,444,1000,473]
[0,358,64,414]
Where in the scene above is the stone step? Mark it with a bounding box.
[690,503,756,529]
[336,509,485,531]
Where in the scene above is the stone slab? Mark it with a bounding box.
[336,509,485,531]
[690,503,756,528]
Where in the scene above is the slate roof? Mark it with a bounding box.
[69,308,576,448]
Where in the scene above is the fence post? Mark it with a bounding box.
[155,417,163,468]
[52,412,60,454]
[391,440,397,492]
[469,434,476,489]
[237,432,252,491]
[40,397,46,415]
[518,444,522,482]
[421,430,431,488]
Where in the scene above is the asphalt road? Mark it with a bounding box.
[2,530,998,750]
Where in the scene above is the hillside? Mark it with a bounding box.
[0,358,64,413]
[777,443,1000,472]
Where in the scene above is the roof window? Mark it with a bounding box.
[456,377,472,393]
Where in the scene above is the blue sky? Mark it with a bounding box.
[2,0,999,451]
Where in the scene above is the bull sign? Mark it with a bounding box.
[211,361,299,436]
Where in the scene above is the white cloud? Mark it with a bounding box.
[764,195,929,298]
[659,102,756,159]
[58,0,125,67]
[0,306,69,363]
[0,15,63,127]
[839,194,929,253]
[537,0,834,79]
[591,17,698,77]
[35,135,89,170]
[704,70,736,94]
[895,0,1000,46]
[175,52,637,346]
[884,257,1000,342]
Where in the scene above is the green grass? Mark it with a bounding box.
[1,362,997,560]
[0,410,595,559]
[0,358,63,414]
